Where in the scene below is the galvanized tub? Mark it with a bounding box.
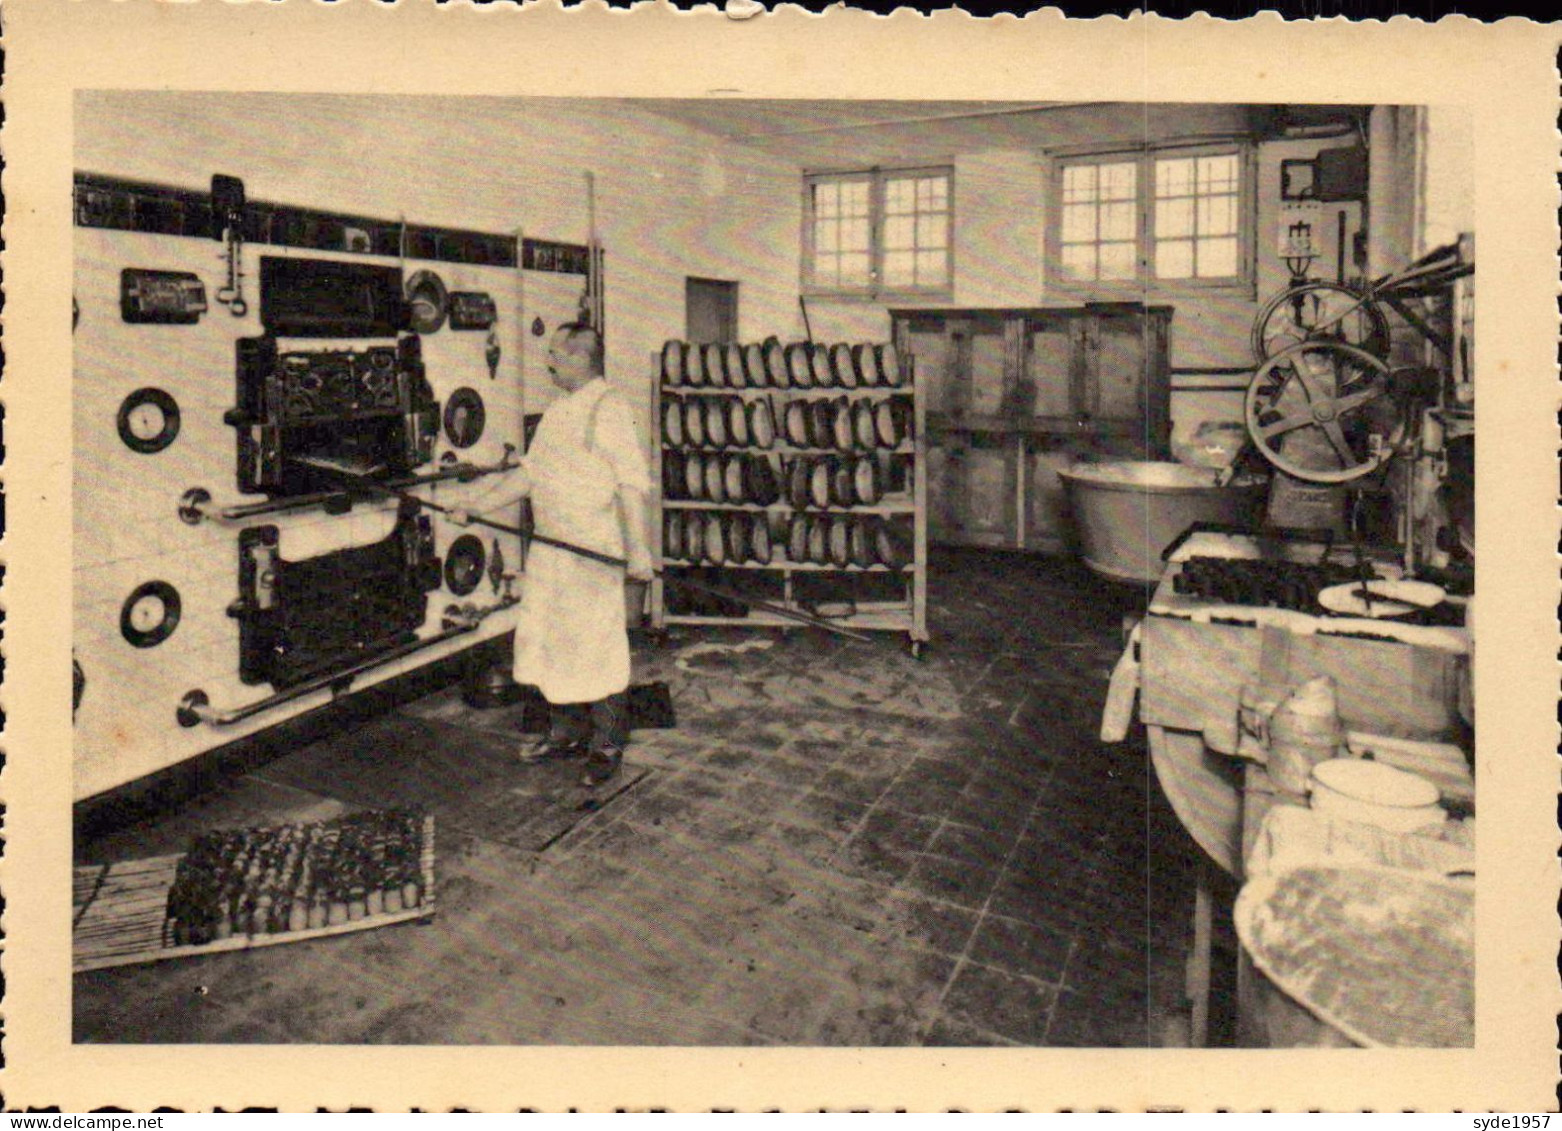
[1059,460,1267,584]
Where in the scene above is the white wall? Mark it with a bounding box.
[1420,105,1475,256]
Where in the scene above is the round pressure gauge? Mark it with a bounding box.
[443,388,487,449]
[444,535,486,597]
[120,580,182,648]
[117,388,181,454]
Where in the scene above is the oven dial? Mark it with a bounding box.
[117,388,182,454]
[120,580,182,648]
[444,534,486,597]
[443,388,486,449]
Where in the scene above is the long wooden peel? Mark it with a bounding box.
[664,573,874,644]
[293,455,627,567]
[294,457,874,642]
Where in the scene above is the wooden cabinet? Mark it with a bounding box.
[891,304,1172,552]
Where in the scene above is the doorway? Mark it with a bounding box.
[685,277,738,344]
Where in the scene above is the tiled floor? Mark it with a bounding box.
[74,548,1201,1046]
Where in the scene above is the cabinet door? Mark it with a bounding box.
[1089,312,1148,425]
[923,443,961,544]
[966,321,1009,417]
[941,435,1018,548]
[924,313,1012,418]
[1025,440,1075,553]
[1025,313,1079,419]
[903,315,955,415]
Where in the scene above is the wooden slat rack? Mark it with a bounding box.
[647,347,929,655]
[73,816,437,973]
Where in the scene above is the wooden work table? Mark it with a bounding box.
[1132,532,1473,1047]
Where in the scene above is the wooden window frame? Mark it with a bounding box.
[1045,141,1256,300]
[802,165,956,302]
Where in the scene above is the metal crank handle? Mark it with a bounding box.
[178,486,354,525]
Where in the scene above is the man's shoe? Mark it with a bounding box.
[581,746,624,787]
[518,737,586,765]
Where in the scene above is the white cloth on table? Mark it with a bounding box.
[512,378,650,705]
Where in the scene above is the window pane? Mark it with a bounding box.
[1157,196,1194,238]
[1062,164,1097,203]
[1197,154,1239,193]
[812,182,835,218]
[839,252,871,286]
[884,215,915,250]
[842,181,870,216]
[1197,236,1238,278]
[1099,241,1137,280]
[917,213,947,248]
[1099,162,1137,201]
[1060,243,1096,280]
[916,249,946,285]
[1156,238,1194,279]
[1156,157,1194,198]
[883,250,915,288]
[1198,195,1237,236]
[1101,201,1136,241]
[1052,149,1243,288]
[1062,202,1097,243]
[884,177,914,214]
[808,169,951,292]
[816,219,839,254]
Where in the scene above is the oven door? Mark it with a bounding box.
[234,512,440,688]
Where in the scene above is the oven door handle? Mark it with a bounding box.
[177,456,522,526]
[176,601,512,728]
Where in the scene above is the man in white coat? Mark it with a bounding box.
[452,323,653,786]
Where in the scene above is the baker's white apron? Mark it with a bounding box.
[512,381,632,704]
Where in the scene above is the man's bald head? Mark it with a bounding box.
[554,322,604,375]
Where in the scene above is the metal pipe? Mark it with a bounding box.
[176,613,498,728]
[177,456,520,526]
[585,172,601,331]
[1336,209,1347,284]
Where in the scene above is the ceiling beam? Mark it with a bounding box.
[731,101,1112,141]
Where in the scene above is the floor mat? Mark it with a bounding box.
[252,713,649,853]
[464,756,652,853]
